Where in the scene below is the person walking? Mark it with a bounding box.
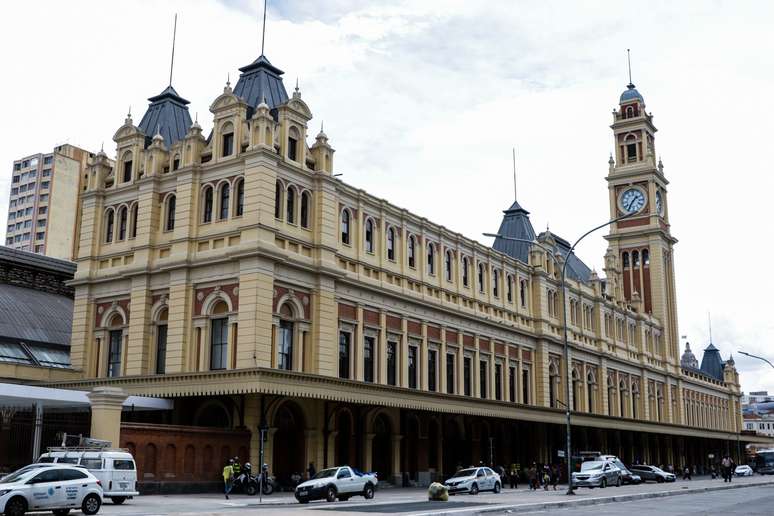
[682,465,692,480]
[509,464,518,489]
[222,459,235,499]
[307,462,316,480]
[542,465,551,491]
[550,464,559,490]
[527,463,537,491]
[721,456,731,482]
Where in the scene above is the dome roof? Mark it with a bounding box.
[620,83,644,104]
[680,342,699,370]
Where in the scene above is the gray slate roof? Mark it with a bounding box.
[536,232,594,283]
[0,283,73,347]
[492,201,536,264]
[137,85,193,148]
[699,343,724,381]
[233,55,289,118]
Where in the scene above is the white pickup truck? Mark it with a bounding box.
[294,466,377,503]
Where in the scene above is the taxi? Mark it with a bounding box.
[0,464,103,516]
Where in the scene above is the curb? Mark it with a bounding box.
[465,479,774,515]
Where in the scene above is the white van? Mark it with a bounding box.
[38,449,139,504]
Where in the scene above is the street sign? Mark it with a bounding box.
[557,450,566,458]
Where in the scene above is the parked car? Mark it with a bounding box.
[444,467,501,495]
[735,464,754,477]
[629,464,676,483]
[571,460,621,488]
[598,456,641,485]
[294,466,376,503]
[38,449,138,504]
[0,464,103,516]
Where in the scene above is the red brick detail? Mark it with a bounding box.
[427,325,441,340]
[623,268,631,301]
[407,320,421,336]
[338,303,356,321]
[194,283,239,315]
[445,329,458,343]
[120,423,250,485]
[495,343,505,356]
[522,349,532,362]
[386,315,402,331]
[463,334,474,349]
[272,287,310,319]
[364,309,380,326]
[643,268,652,314]
[94,298,131,327]
[617,217,648,228]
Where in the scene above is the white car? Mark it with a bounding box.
[294,466,377,503]
[735,464,754,477]
[0,464,103,516]
[38,450,139,504]
[444,467,502,495]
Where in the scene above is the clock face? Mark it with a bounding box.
[620,188,646,214]
[656,191,663,215]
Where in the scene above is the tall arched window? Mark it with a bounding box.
[122,152,133,183]
[202,186,213,223]
[286,186,296,223]
[104,209,114,243]
[341,209,351,245]
[642,248,650,266]
[221,122,234,157]
[408,235,416,268]
[632,250,640,267]
[587,372,595,413]
[277,303,294,371]
[274,181,283,219]
[386,227,395,260]
[118,206,128,240]
[445,250,453,281]
[478,263,485,293]
[492,269,500,297]
[165,195,176,231]
[235,179,244,217]
[506,274,513,302]
[155,307,168,375]
[364,218,374,253]
[210,300,229,370]
[426,242,435,275]
[622,251,630,268]
[219,183,230,220]
[129,203,138,239]
[300,191,310,228]
[462,256,469,287]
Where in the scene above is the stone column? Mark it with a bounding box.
[227,317,239,369]
[439,327,447,394]
[87,387,128,446]
[327,432,338,467]
[125,276,152,375]
[391,435,403,485]
[473,335,481,398]
[363,433,375,472]
[420,321,429,391]
[379,311,388,384]
[488,341,496,400]
[400,318,409,387]
[355,305,364,381]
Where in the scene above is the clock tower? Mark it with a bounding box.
[605,80,680,366]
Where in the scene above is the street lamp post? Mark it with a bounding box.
[739,351,774,369]
[484,209,635,494]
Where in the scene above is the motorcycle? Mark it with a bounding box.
[256,464,275,495]
[231,463,260,496]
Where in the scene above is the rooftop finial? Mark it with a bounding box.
[226,73,231,88]
[168,13,178,87]
[260,0,268,56]
[708,311,713,344]
[321,121,324,132]
[295,77,299,92]
[127,105,132,118]
[626,48,634,88]
[512,147,518,202]
[195,111,198,123]
[100,141,104,152]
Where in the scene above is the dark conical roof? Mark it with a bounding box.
[233,54,289,117]
[699,343,724,381]
[137,85,192,148]
[491,201,536,264]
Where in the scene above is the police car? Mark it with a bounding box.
[0,464,103,516]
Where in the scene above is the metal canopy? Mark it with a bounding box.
[0,383,172,411]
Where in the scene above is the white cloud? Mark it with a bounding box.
[1,0,772,392]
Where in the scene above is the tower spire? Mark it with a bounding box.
[512,147,517,202]
[708,311,713,344]
[626,48,633,87]
[260,0,268,56]
[168,13,178,87]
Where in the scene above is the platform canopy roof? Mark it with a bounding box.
[0,383,172,411]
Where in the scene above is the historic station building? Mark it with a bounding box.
[47,50,754,490]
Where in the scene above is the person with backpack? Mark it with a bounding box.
[223,459,235,499]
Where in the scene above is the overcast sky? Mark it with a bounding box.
[1,0,772,393]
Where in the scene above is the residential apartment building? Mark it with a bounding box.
[6,144,98,260]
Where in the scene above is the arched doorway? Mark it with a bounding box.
[194,401,231,428]
[372,414,392,479]
[273,402,305,487]
[336,411,353,467]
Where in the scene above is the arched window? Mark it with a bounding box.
[286,186,296,224]
[642,248,650,266]
[364,218,374,253]
[221,122,234,157]
[407,235,416,268]
[462,256,469,287]
[300,191,310,228]
[632,250,640,267]
[426,242,435,275]
[209,300,229,370]
[155,307,168,374]
[519,278,528,307]
[445,250,453,281]
[219,183,230,220]
[165,195,176,231]
[129,203,138,239]
[287,127,299,161]
[277,303,294,371]
[104,209,114,243]
[118,206,127,241]
[122,152,133,183]
[626,106,634,118]
[492,269,499,298]
[587,372,595,413]
[235,179,244,217]
[341,209,351,245]
[622,251,630,268]
[202,186,213,223]
[478,263,485,293]
[506,274,513,302]
[274,181,283,219]
[386,227,395,260]
[172,154,180,171]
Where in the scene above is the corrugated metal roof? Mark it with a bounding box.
[491,201,536,264]
[233,55,289,117]
[137,85,193,148]
[0,283,72,347]
[0,246,75,275]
